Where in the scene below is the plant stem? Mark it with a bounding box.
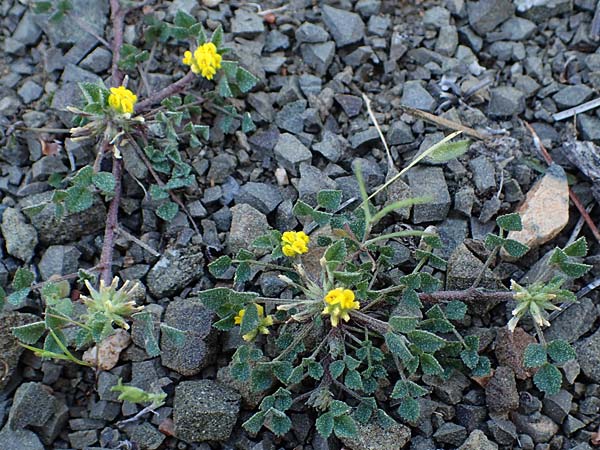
[234,260,292,272]
[134,71,196,113]
[109,0,126,87]
[418,289,514,304]
[533,321,547,347]
[273,323,314,362]
[99,157,123,284]
[471,245,500,290]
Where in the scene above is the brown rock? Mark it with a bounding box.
[505,164,568,255]
[485,366,519,415]
[494,327,536,380]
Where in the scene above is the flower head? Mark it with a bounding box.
[322,288,360,327]
[108,86,137,115]
[81,277,142,330]
[234,303,274,341]
[281,231,310,257]
[182,42,222,80]
[507,280,562,332]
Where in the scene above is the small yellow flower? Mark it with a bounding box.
[182,42,222,80]
[234,304,274,341]
[281,231,310,257]
[322,288,360,327]
[107,86,137,114]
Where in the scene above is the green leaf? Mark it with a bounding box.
[12,321,46,345]
[472,355,491,377]
[546,339,576,364]
[484,233,505,250]
[533,363,562,395]
[156,201,179,221]
[234,262,252,284]
[329,360,345,379]
[271,361,293,383]
[305,359,324,380]
[317,190,343,211]
[8,289,30,306]
[385,332,412,361]
[211,24,224,47]
[316,413,334,438]
[344,369,363,390]
[333,414,358,438]
[408,330,446,353]
[240,303,260,335]
[523,343,547,368]
[243,411,265,435]
[398,397,420,422]
[325,240,347,262]
[389,316,419,334]
[79,82,108,105]
[65,186,93,213]
[292,200,314,217]
[92,172,115,194]
[13,268,34,290]
[219,76,233,98]
[503,239,529,258]
[266,408,291,436]
[344,355,361,370]
[160,324,186,347]
[236,66,259,93]
[174,10,195,28]
[420,353,443,375]
[208,256,232,277]
[251,366,273,391]
[558,261,592,278]
[426,139,470,163]
[213,314,236,331]
[355,398,375,424]
[563,237,588,257]
[460,349,479,369]
[445,301,467,320]
[496,213,523,231]
[33,1,53,13]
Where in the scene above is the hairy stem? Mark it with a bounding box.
[134,71,196,113]
[109,0,125,87]
[99,157,123,284]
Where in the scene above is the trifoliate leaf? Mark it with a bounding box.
[558,261,592,278]
[533,363,562,395]
[408,330,446,353]
[132,311,160,357]
[472,355,491,377]
[484,233,505,250]
[236,66,259,93]
[305,359,324,380]
[330,400,350,417]
[240,303,260,335]
[460,349,479,369]
[243,411,265,435]
[65,186,93,213]
[92,172,116,194]
[563,237,588,257]
[317,190,343,211]
[385,332,413,361]
[389,316,419,334]
[266,408,292,436]
[344,369,363,390]
[208,256,232,277]
[546,339,576,364]
[325,240,347,262]
[329,360,345,379]
[496,213,523,231]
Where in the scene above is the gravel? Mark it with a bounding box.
[321,5,365,48]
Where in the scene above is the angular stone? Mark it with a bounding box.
[469,156,496,193]
[506,164,568,254]
[487,418,517,446]
[228,204,269,255]
[0,426,44,450]
[300,42,335,75]
[295,23,330,44]
[1,207,38,262]
[545,297,598,343]
[124,422,165,450]
[321,5,365,47]
[486,366,519,415]
[18,80,43,104]
[553,85,593,109]
[313,130,346,162]
[433,423,468,447]
[447,244,498,291]
[275,100,307,134]
[146,245,204,298]
[0,313,39,390]
[339,421,410,450]
[174,380,240,443]
[542,389,572,424]
[515,0,573,21]
[575,327,600,383]
[467,0,514,35]
[235,182,283,214]
[231,9,264,38]
[387,121,413,145]
[401,80,436,112]
[407,166,451,223]
[458,430,498,450]
[38,245,81,280]
[274,133,312,176]
[488,87,526,118]
[511,412,558,443]
[334,94,363,117]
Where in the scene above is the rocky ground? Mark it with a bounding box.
[1,0,600,449]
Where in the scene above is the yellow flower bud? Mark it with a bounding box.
[182,42,222,80]
[322,288,360,327]
[107,86,137,114]
[281,231,310,257]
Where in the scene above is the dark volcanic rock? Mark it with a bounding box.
[321,5,365,48]
[146,245,204,298]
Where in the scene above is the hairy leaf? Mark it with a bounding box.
[546,339,576,364]
[533,363,562,395]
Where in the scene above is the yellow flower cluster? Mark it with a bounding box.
[234,304,274,341]
[281,231,309,257]
[322,288,360,327]
[182,42,222,80]
[108,86,137,115]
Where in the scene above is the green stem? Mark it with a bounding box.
[363,230,430,246]
[533,321,547,347]
[45,313,92,332]
[273,322,314,362]
[234,260,292,272]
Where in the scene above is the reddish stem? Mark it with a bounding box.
[135,71,196,113]
[110,0,125,87]
[100,157,123,284]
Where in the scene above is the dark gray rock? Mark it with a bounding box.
[17,80,43,104]
[146,245,204,298]
[407,166,451,223]
[577,114,600,141]
[514,0,572,21]
[50,64,103,125]
[36,398,68,445]
[30,155,68,181]
[321,5,365,47]
[295,22,330,44]
[13,11,42,45]
[217,363,271,408]
[231,9,264,38]
[0,426,44,450]
[313,130,346,162]
[455,186,475,216]
[456,405,487,433]
[297,163,337,205]
[174,380,241,443]
[8,382,55,429]
[410,435,436,450]
[275,100,307,134]
[1,207,37,262]
[423,6,451,28]
[68,429,97,448]
[349,127,380,150]
[264,30,290,52]
[228,204,269,255]
[545,297,598,343]
[356,0,381,17]
[274,133,312,176]
[0,313,39,390]
[424,371,470,404]
[298,74,322,97]
[542,389,572,424]
[485,366,519,415]
[367,15,390,37]
[236,182,283,215]
[4,37,25,55]
[488,87,526,118]
[435,25,458,56]
[575,327,600,383]
[300,42,335,75]
[0,137,28,166]
[131,303,163,352]
[458,430,498,450]
[38,245,81,280]
[334,94,363,117]
[160,298,217,376]
[467,0,514,35]
[433,423,468,447]
[487,418,517,446]
[387,121,414,145]
[401,80,436,112]
[125,423,165,450]
[490,17,537,41]
[563,414,585,435]
[79,47,112,73]
[479,196,501,223]
[339,421,411,450]
[446,244,498,290]
[469,156,496,194]
[553,85,593,109]
[511,412,558,443]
